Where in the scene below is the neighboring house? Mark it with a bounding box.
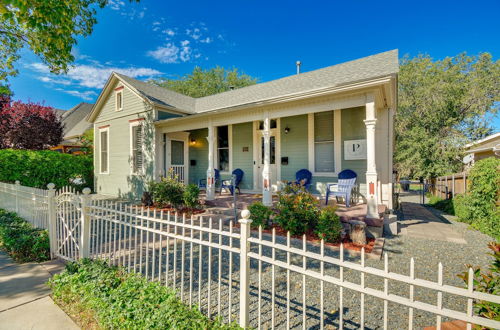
[87,50,398,217]
[51,102,94,154]
[463,132,500,167]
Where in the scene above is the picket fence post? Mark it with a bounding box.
[15,180,20,213]
[47,183,57,258]
[238,210,252,328]
[79,188,92,259]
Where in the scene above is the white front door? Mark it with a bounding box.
[256,131,277,190]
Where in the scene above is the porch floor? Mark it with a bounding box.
[200,192,385,228]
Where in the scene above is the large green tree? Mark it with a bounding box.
[395,53,500,179]
[0,0,136,92]
[150,66,258,98]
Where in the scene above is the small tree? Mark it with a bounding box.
[0,100,63,150]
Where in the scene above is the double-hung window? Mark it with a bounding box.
[314,111,335,173]
[100,128,109,174]
[131,123,143,174]
[217,126,229,172]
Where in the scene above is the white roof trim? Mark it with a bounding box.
[464,132,500,148]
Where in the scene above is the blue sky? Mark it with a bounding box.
[8,0,500,129]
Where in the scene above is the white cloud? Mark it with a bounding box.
[187,27,202,40]
[180,45,191,62]
[59,89,98,101]
[108,0,125,10]
[163,29,175,36]
[29,62,162,89]
[180,40,190,47]
[199,37,212,44]
[147,43,179,64]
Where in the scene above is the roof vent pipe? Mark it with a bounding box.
[296,61,301,75]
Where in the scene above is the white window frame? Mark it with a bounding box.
[308,110,342,177]
[216,125,232,174]
[99,127,110,175]
[116,90,123,111]
[130,121,144,175]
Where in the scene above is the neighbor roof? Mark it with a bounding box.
[62,102,93,139]
[90,49,398,121]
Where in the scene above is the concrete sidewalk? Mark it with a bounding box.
[398,193,467,244]
[0,252,79,330]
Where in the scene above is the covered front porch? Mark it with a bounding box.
[155,87,396,220]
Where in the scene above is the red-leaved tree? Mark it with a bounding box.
[0,100,63,150]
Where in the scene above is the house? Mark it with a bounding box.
[87,50,398,217]
[463,132,500,167]
[51,102,94,154]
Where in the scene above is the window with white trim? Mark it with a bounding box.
[99,128,109,173]
[217,125,229,172]
[131,123,143,174]
[314,111,335,173]
[116,91,123,111]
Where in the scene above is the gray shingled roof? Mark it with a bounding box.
[115,49,398,115]
[62,102,93,138]
[115,73,196,113]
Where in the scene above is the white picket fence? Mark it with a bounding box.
[0,181,49,229]
[0,181,499,329]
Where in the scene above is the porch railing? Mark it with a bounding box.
[0,181,499,329]
[170,165,185,183]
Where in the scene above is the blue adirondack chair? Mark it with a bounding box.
[198,169,220,190]
[220,168,244,195]
[290,169,312,191]
[325,169,357,207]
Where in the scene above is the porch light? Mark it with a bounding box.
[284,126,290,134]
[190,138,196,145]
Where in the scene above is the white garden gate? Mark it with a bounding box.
[52,186,82,261]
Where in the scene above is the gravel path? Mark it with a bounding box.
[89,201,495,330]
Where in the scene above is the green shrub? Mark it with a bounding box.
[248,202,272,229]
[275,184,319,235]
[0,209,50,262]
[458,242,499,326]
[149,170,185,208]
[48,259,240,329]
[0,149,93,190]
[315,206,343,242]
[183,184,200,209]
[449,158,500,239]
[452,194,474,223]
[427,195,455,215]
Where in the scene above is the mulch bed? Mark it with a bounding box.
[235,223,376,253]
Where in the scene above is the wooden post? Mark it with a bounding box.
[239,210,252,327]
[47,183,57,258]
[79,188,92,259]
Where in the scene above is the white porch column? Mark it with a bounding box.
[262,115,272,206]
[206,124,216,200]
[364,95,379,219]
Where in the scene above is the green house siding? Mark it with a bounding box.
[231,123,253,190]
[188,128,208,185]
[157,111,181,120]
[341,107,366,184]
[93,82,155,200]
[279,115,309,182]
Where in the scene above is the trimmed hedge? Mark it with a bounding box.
[49,259,240,329]
[0,149,93,190]
[0,209,50,262]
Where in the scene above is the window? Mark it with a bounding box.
[131,124,143,174]
[116,91,123,111]
[100,128,109,173]
[217,126,229,172]
[314,111,335,172]
[261,136,276,164]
